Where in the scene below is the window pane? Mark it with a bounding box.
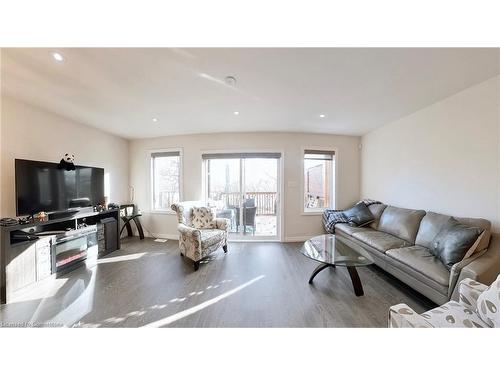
[153,155,180,210]
[206,159,241,209]
[304,152,333,210]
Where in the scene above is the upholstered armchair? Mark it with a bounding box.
[389,275,500,328]
[171,201,230,271]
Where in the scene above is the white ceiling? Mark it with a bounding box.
[1,48,499,139]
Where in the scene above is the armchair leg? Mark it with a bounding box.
[193,261,200,271]
[223,244,228,253]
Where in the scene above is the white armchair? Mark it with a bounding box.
[389,275,500,328]
[171,201,230,271]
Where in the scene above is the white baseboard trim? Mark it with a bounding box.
[283,236,312,243]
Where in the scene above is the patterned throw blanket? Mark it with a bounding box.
[322,199,382,234]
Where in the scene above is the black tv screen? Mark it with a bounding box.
[15,159,105,216]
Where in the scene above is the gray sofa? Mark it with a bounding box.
[335,204,500,305]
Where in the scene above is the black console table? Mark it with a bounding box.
[0,208,120,304]
[119,204,145,240]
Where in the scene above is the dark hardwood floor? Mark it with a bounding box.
[0,238,435,327]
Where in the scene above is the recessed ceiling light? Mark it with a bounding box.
[233,111,240,115]
[51,52,64,62]
[319,114,326,118]
[152,117,158,122]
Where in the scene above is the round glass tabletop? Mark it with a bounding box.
[300,234,374,267]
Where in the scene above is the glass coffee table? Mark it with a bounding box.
[300,234,374,296]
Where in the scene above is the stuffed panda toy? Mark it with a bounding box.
[59,153,76,171]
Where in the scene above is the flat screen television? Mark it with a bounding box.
[15,159,105,216]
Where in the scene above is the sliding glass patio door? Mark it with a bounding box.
[203,153,281,240]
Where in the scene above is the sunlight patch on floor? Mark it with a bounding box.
[141,275,266,328]
[5,277,70,304]
[52,270,97,326]
[97,252,147,264]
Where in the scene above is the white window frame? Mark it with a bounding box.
[301,146,337,215]
[149,148,183,215]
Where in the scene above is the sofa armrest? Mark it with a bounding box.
[213,218,231,231]
[389,303,433,328]
[178,224,201,240]
[449,234,500,301]
[448,249,487,298]
[458,278,488,309]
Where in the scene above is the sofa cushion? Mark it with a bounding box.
[343,203,374,227]
[476,274,500,328]
[368,203,387,229]
[430,217,483,270]
[455,216,491,253]
[420,300,488,328]
[415,212,452,249]
[415,212,492,255]
[335,223,374,237]
[351,231,408,253]
[378,206,426,244]
[386,245,450,287]
[171,201,206,226]
[191,207,216,229]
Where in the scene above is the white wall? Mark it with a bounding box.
[361,75,500,232]
[1,96,130,217]
[129,132,361,240]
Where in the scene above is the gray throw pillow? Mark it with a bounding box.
[430,217,483,270]
[343,203,374,227]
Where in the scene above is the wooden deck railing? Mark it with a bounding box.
[157,191,278,215]
[211,192,277,215]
